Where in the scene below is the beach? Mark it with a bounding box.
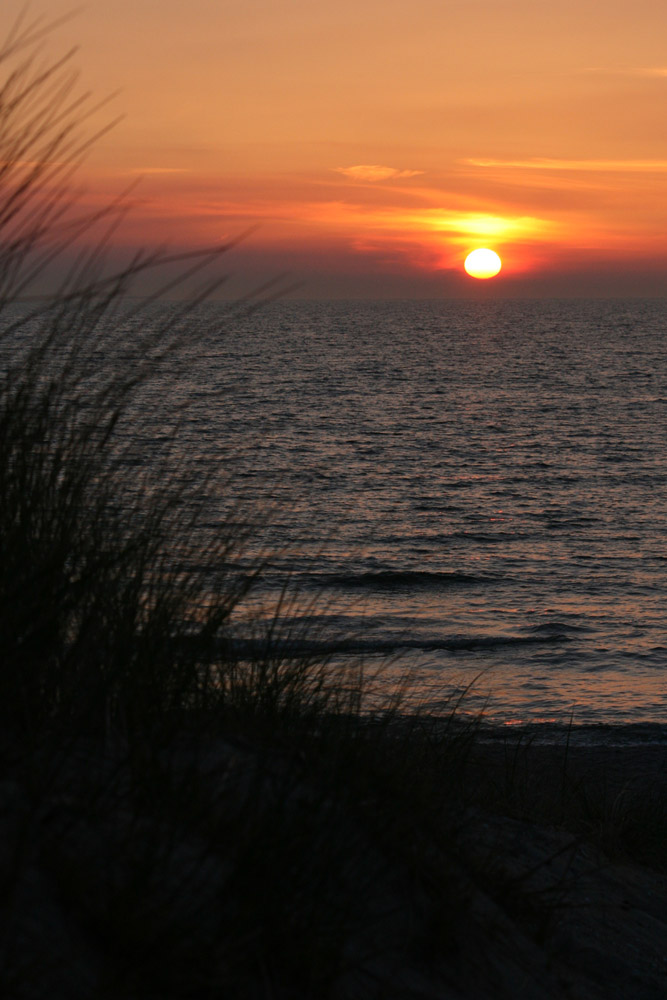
[2,714,667,999]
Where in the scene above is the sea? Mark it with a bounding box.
[9,297,667,743]
[150,297,666,743]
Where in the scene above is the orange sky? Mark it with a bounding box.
[6,1,667,297]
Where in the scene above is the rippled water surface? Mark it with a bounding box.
[149,298,666,730]
[11,297,663,731]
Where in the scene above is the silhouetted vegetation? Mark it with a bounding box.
[1,13,667,1000]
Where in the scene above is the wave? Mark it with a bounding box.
[219,630,572,660]
[316,570,493,591]
[525,621,593,635]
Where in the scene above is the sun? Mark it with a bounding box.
[464,248,502,279]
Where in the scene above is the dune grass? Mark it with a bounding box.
[0,279,484,994]
[2,13,667,999]
[0,18,487,996]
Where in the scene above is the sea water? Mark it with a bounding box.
[9,297,667,734]
[153,298,666,734]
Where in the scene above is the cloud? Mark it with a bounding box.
[632,67,667,78]
[465,158,667,173]
[334,164,423,182]
[416,211,557,243]
[125,167,191,175]
[582,66,667,78]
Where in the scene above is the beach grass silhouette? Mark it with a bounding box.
[1,12,667,999]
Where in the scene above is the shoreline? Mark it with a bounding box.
[477,718,667,747]
[374,709,667,746]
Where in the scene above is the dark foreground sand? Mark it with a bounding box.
[448,738,667,1000]
[2,732,666,999]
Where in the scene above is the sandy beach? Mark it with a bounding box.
[2,724,667,999]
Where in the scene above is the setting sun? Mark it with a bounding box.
[30,0,667,297]
[464,248,502,279]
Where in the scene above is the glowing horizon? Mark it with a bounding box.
[6,0,667,297]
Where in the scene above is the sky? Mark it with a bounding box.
[5,1,667,297]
